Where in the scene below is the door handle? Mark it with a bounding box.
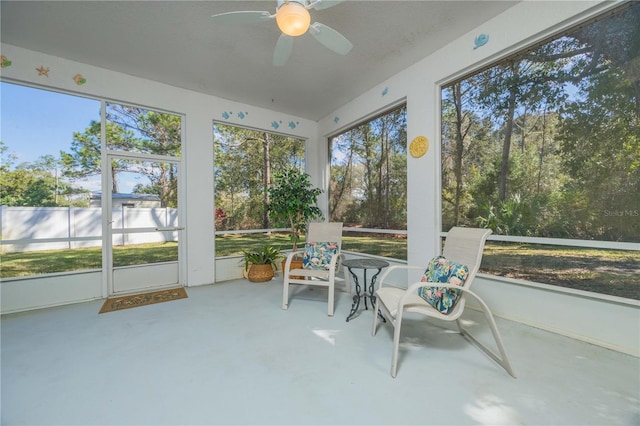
[155,227,185,231]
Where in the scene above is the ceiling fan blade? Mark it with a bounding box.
[211,11,273,25]
[273,34,294,66]
[309,22,353,55]
[311,0,343,11]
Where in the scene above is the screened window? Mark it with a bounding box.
[0,82,102,278]
[440,3,639,298]
[213,123,305,255]
[329,105,407,260]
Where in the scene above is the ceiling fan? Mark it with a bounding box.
[211,0,353,66]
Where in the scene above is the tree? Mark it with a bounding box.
[106,105,182,207]
[0,142,85,207]
[268,167,323,252]
[569,4,640,113]
[440,2,639,242]
[61,120,136,193]
[441,80,490,226]
[213,123,304,230]
[558,68,640,240]
[329,129,363,224]
[61,106,182,207]
[329,105,407,229]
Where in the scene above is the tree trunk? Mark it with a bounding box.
[111,163,118,193]
[536,105,548,195]
[383,124,390,228]
[499,64,519,202]
[329,140,354,218]
[452,83,465,225]
[364,131,374,227]
[262,132,271,229]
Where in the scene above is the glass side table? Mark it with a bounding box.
[342,258,389,322]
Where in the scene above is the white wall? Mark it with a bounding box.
[1,271,103,314]
[0,42,318,312]
[317,1,639,356]
[471,275,640,357]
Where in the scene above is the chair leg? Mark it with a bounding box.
[391,314,402,378]
[372,299,380,336]
[282,276,289,310]
[456,299,516,378]
[328,283,335,316]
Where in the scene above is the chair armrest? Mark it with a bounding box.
[400,281,488,311]
[325,252,344,278]
[334,252,345,271]
[284,250,303,271]
[375,264,424,292]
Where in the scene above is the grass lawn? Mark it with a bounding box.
[214,231,405,259]
[1,234,637,300]
[0,242,180,277]
[480,242,640,300]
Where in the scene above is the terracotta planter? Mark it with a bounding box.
[247,264,275,282]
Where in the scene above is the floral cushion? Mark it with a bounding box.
[417,256,469,315]
[302,242,339,270]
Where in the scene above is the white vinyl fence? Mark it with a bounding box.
[0,206,178,253]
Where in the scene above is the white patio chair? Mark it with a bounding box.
[282,222,347,316]
[372,227,516,378]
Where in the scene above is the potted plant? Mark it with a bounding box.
[242,244,284,283]
[268,167,324,260]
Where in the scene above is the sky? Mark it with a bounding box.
[1,81,100,164]
[1,81,144,193]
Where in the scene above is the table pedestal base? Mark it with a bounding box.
[343,259,389,322]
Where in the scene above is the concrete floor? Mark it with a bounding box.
[2,279,639,425]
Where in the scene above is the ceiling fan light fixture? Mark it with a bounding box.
[276,1,311,36]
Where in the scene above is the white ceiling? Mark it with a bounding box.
[1,1,518,121]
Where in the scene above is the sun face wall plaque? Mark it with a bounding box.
[409,136,429,158]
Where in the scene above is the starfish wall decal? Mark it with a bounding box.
[36,66,49,77]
